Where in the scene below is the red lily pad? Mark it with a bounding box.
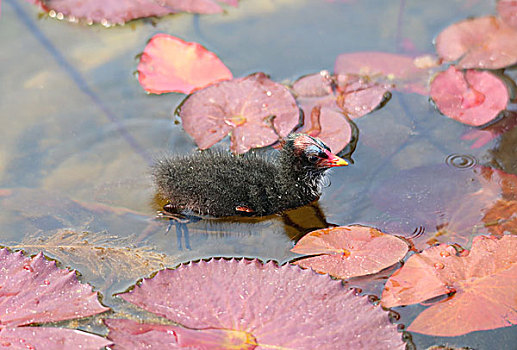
[292,72,383,153]
[381,235,517,336]
[0,249,110,349]
[110,259,405,349]
[293,72,351,153]
[292,71,334,97]
[335,74,390,119]
[299,106,352,154]
[293,72,389,120]
[334,52,435,95]
[435,16,517,69]
[137,34,232,95]
[34,0,238,24]
[179,73,300,153]
[291,225,409,279]
[430,66,508,126]
[498,0,517,29]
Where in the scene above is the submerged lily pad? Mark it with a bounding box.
[430,66,508,126]
[291,225,409,279]
[137,34,232,95]
[381,235,517,336]
[179,73,300,153]
[0,249,110,349]
[109,258,405,349]
[370,165,517,249]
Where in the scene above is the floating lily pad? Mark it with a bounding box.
[335,74,390,118]
[291,225,409,279]
[0,249,110,349]
[299,106,352,154]
[435,16,517,69]
[430,66,508,126]
[105,319,256,349]
[109,258,405,349]
[137,34,232,95]
[292,72,381,153]
[334,51,435,94]
[381,235,517,336]
[34,0,239,24]
[179,73,300,153]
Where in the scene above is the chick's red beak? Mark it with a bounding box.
[322,151,348,167]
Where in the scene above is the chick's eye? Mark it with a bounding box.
[308,155,319,163]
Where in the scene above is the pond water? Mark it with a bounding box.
[1,0,516,348]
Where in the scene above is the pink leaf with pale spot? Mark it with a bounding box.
[291,225,409,279]
[110,258,405,349]
[179,73,300,153]
[435,16,517,69]
[430,66,508,126]
[138,34,232,95]
[381,235,517,336]
[0,249,110,349]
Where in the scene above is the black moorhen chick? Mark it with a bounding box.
[153,133,348,217]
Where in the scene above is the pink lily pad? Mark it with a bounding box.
[435,16,517,69]
[0,249,110,349]
[0,327,111,350]
[381,235,517,336]
[291,225,409,279]
[105,319,256,349]
[292,71,334,97]
[498,0,517,29]
[294,72,389,118]
[430,66,508,126]
[299,106,352,154]
[110,259,405,349]
[137,34,232,95]
[179,72,300,153]
[335,74,390,119]
[334,52,435,95]
[292,72,383,153]
[33,0,238,25]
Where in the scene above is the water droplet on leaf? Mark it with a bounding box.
[434,262,445,269]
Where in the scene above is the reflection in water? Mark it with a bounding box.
[152,193,334,250]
